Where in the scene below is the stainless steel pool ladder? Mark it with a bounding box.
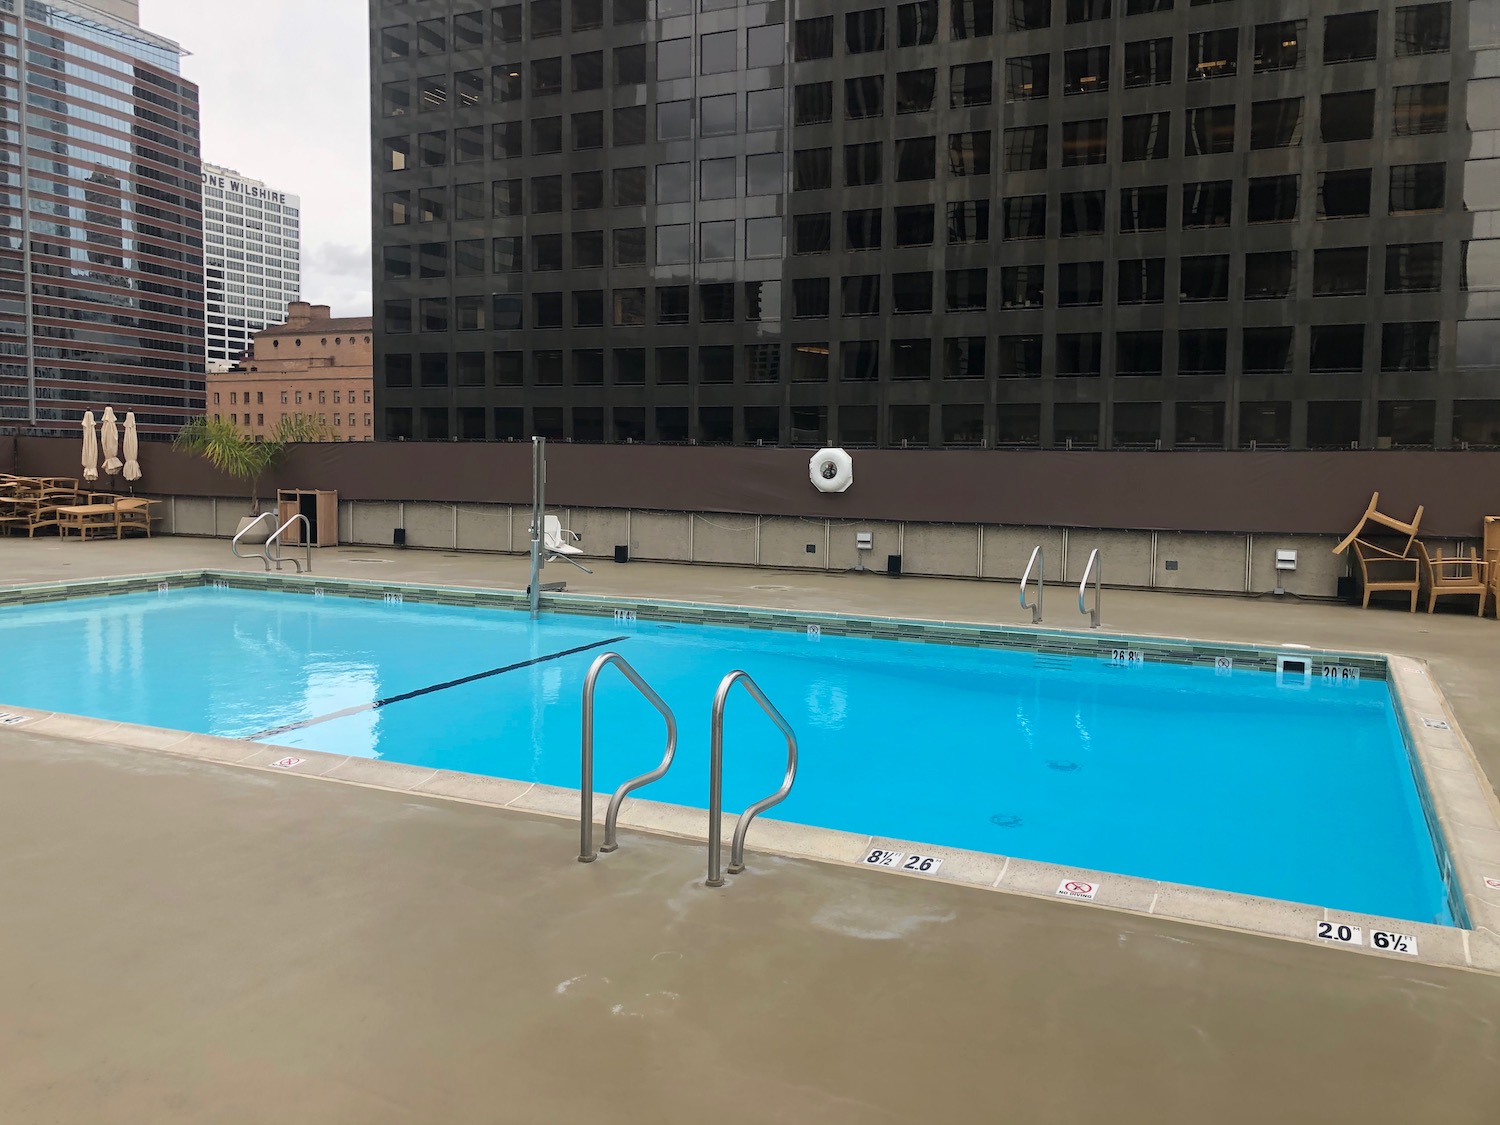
[1020,545,1044,624]
[1079,548,1102,628]
[578,653,678,862]
[230,511,276,570]
[267,513,312,574]
[707,671,798,888]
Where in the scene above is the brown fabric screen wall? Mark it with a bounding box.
[14,437,1499,537]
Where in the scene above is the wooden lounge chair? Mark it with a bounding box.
[1415,542,1489,616]
[1332,492,1424,557]
[1351,539,1420,612]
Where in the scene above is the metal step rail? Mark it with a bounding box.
[1020,545,1044,624]
[230,511,277,570]
[707,671,799,888]
[1079,548,1102,628]
[578,653,678,863]
[266,513,313,574]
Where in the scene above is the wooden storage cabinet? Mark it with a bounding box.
[276,489,338,547]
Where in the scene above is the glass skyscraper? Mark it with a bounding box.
[371,0,1499,450]
[0,0,204,440]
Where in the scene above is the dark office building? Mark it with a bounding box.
[0,0,204,441]
[371,0,1499,449]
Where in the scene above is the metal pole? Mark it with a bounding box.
[707,675,728,887]
[529,436,544,617]
[579,655,596,862]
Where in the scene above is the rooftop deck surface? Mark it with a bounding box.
[2,536,1498,1122]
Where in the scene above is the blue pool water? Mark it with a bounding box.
[0,587,1455,925]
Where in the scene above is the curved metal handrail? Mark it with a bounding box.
[1020,545,1044,624]
[707,670,798,887]
[266,513,312,574]
[578,652,678,863]
[1078,548,1102,629]
[230,511,276,570]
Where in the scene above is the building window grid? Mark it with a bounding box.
[373,0,1468,450]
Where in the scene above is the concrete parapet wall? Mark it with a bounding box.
[151,494,1378,597]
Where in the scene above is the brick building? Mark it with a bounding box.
[209,303,375,442]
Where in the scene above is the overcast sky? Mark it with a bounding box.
[143,0,373,317]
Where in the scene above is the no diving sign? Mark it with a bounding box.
[1056,879,1099,901]
[271,756,304,770]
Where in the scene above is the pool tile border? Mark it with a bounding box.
[2,568,1496,972]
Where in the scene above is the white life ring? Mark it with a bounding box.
[810,447,853,493]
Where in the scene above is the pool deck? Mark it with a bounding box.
[3,536,1500,1122]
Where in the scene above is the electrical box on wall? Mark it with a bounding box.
[1276,549,1298,571]
[855,532,873,550]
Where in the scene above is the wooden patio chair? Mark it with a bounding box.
[1333,492,1424,557]
[1414,542,1489,616]
[1351,539,1421,612]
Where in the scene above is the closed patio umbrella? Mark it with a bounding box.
[122,412,141,483]
[80,411,98,482]
[101,406,122,476]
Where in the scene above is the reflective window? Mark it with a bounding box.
[846,142,883,187]
[796,83,834,125]
[701,157,736,199]
[1250,98,1302,149]
[1385,243,1443,292]
[573,0,603,30]
[1245,251,1295,299]
[700,283,735,321]
[1182,180,1232,228]
[1124,38,1173,87]
[1003,125,1048,170]
[534,293,563,330]
[1390,163,1445,213]
[702,30,737,74]
[899,1,940,45]
[614,105,646,145]
[948,201,989,243]
[418,74,448,112]
[847,76,884,119]
[1000,264,1044,308]
[1057,334,1101,377]
[1451,402,1500,447]
[417,17,446,53]
[532,117,562,154]
[1254,20,1304,71]
[746,345,782,385]
[791,344,829,382]
[1061,119,1106,166]
[794,148,833,190]
[383,80,411,118]
[745,278,782,318]
[748,25,784,68]
[997,336,1043,378]
[1058,261,1104,306]
[533,57,562,96]
[1187,28,1237,81]
[658,100,691,141]
[1116,332,1164,376]
[494,64,523,102]
[896,137,937,180]
[573,111,603,150]
[1185,106,1235,154]
[748,89,782,131]
[1307,402,1361,447]
[957,0,998,36]
[494,5,522,41]
[1003,194,1046,240]
[572,231,604,269]
[747,154,782,195]
[1377,401,1435,448]
[1313,248,1369,296]
[1243,328,1294,374]
[846,8,886,52]
[1324,11,1378,63]
[614,45,646,85]
[613,166,647,206]
[1120,186,1168,231]
[950,63,992,107]
[895,205,935,245]
[792,278,830,318]
[1395,4,1450,55]
[1060,190,1105,236]
[944,337,986,379]
[531,0,562,35]
[1321,91,1375,142]
[1393,84,1448,136]
[996,404,1041,445]
[942,405,985,447]
[841,341,880,381]
[1118,259,1166,304]
[1006,55,1050,101]
[1381,322,1439,370]
[1122,112,1170,161]
[842,275,881,317]
[613,227,645,265]
[532,233,562,271]
[572,170,603,210]
[1310,325,1365,372]
[845,208,883,250]
[658,38,692,78]
[794,17,834,60]
[1248,174,1298,223]
[892,272,934,313]
[1113,403,1160,449]
[381,25,411,60]
[656,224,691,264]
[573,51,603,92]
[897,70,937,113]
[656,163,690,203]
[492,236,522,272]
[657,287,690,325]
[946,268,988,310]
[1317,169,1371,219]
[793,213,832,254]
[1064,47,1109,95]
[1176,403,1224,449]
[1066,0,1110,23]
[948,132,991,176]
[1179,330,1227,375]
[1179,255,1230,301]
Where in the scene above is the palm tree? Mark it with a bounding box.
[173,413,327,514]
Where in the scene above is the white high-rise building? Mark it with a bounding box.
[201,164,302,365]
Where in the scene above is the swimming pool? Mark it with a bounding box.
[0,581,1460,926]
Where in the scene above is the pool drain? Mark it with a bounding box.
[989,814,1023,829]
[1046,759,1080,772]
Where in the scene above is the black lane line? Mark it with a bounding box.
[247,635,629,741]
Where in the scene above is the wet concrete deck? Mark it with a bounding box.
[2,536,1500,1121]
